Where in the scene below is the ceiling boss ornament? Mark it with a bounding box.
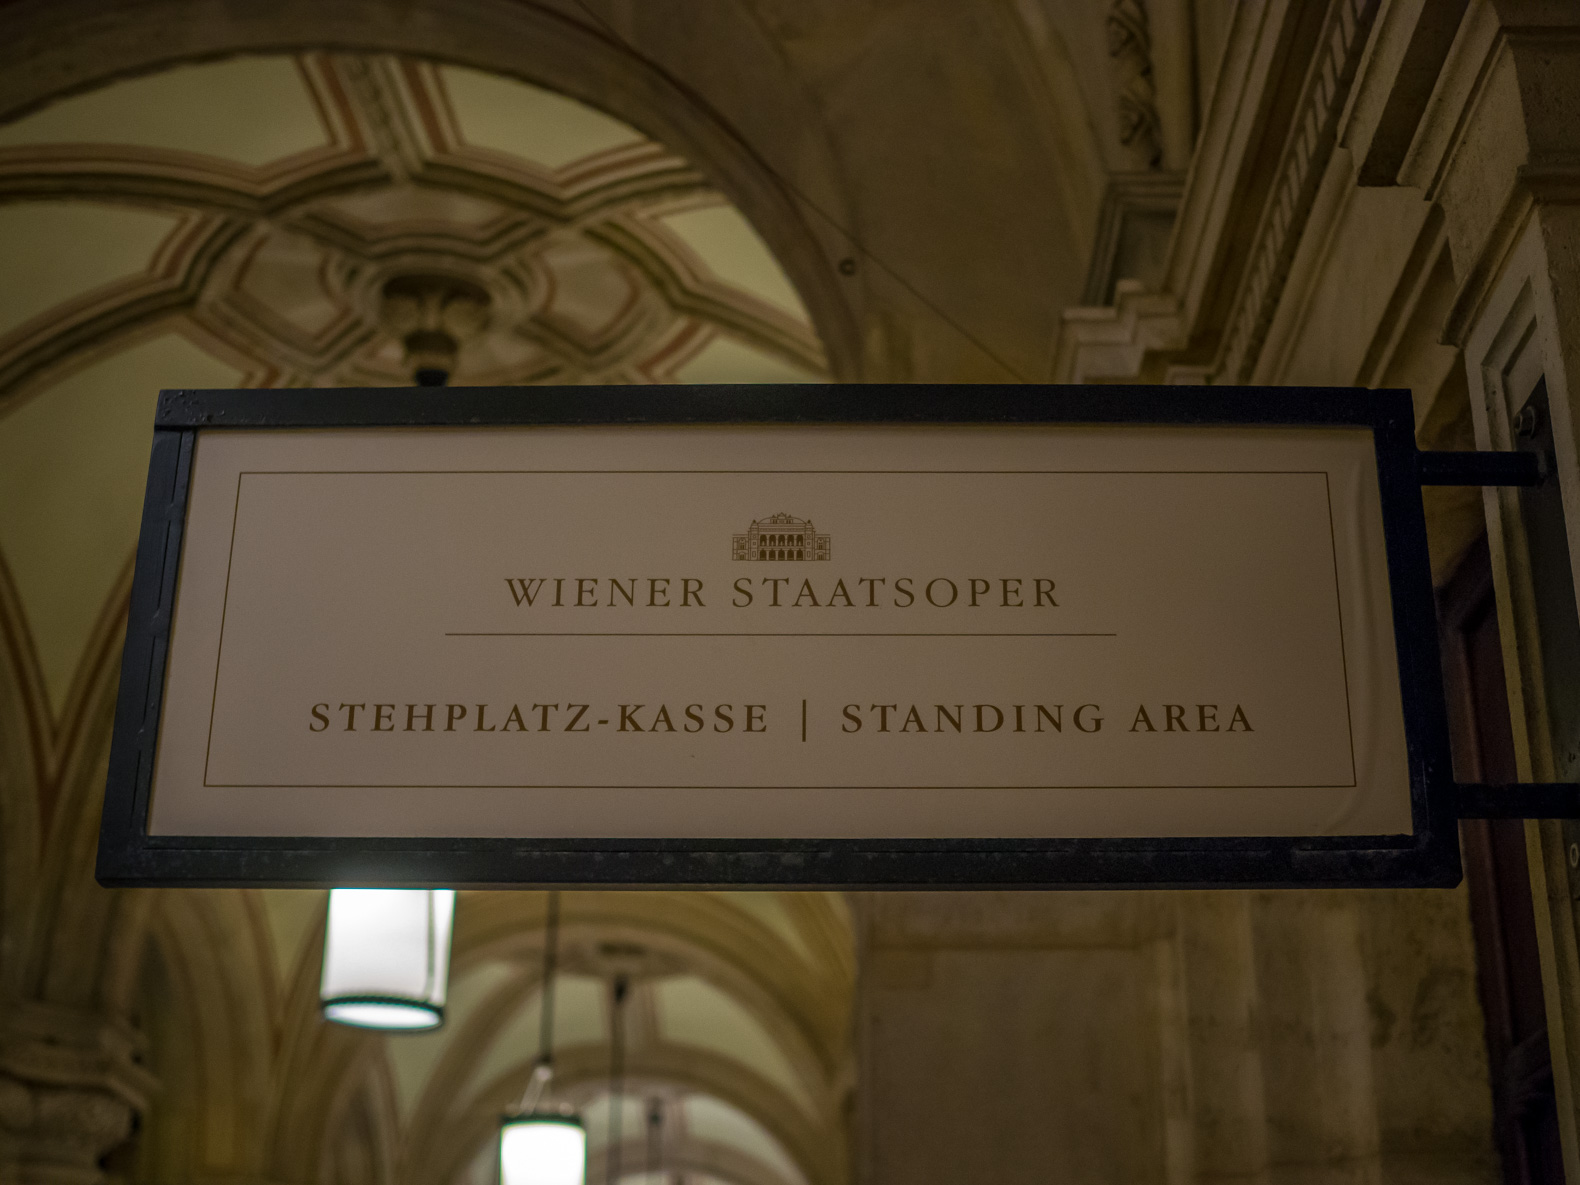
[379,272,492,386]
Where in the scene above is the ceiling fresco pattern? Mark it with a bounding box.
[0,49,825,757]
[0,53,821,398]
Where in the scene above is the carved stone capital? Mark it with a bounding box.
[1106,0,1161,169]
[0,1000,157,1185]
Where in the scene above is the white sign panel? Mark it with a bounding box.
[145,422,1411,842]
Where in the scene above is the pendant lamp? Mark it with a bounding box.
[500,1114,587,1185]
[501,893,588,1185]
[320,888,456,1030]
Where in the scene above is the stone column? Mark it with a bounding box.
[0,1000,156,1185]
[1173,893,1270,1185]
[1248,895,1382,1185]
[854,891,1180,1185]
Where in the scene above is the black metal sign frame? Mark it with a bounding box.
[97,384,1461,890]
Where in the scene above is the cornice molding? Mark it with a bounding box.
[1215,0,1382,382]
[1053,0,1388,386]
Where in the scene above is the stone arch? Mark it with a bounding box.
[12,562,147,1016]
[431,1051,835,1185]
[454,892,852,1082]
[132,891,280,1181]
[398,893,853,1185]
[0,0,865,381]
[265,903,405,1185]
[0,554,45,1003]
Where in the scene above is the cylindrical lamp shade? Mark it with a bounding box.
[500,1115,586,1185]
[320,888,455,1030]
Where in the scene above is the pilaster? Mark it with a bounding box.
[1439,14,1580,1181]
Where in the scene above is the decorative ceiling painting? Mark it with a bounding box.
[0,52,827,729]
[0,52,823,402]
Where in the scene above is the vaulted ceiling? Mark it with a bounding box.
[0,5,1230,1182]
[135,889,856,1185]
[0,49,846,1185]
[0,53,821,394]
[0,52,824,718]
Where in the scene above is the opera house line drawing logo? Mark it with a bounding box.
[732,513,831,561]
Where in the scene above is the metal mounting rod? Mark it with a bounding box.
[1417,450,1543,486]
[1455,782,1580,818]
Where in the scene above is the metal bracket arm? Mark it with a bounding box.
[1418,450,1543,486]
[1422,453,1562,818]
[1455,783,1580,818]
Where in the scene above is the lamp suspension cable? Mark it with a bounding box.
[518,890,562,1112]
[607,975,630,1185]
[500,891,587,1185]
[540,889,560,1062]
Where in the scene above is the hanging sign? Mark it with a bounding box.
[97,385,1457,888]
